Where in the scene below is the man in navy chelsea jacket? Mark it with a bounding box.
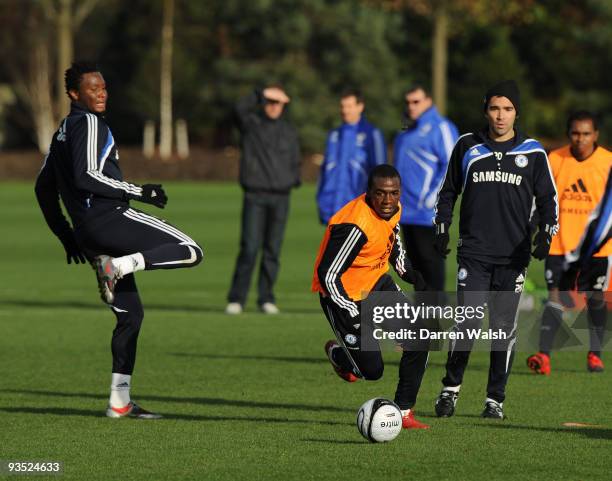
[35,62,203,419]
[433,80,558,420]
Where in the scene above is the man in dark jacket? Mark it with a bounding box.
[226,85,301,315]
[433,80,558,419]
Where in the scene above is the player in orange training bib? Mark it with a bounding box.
[527,111,611,375]
[313,165,431,429]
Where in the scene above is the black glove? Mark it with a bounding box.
[403,268,428,291]
[532,226,553,260]
[138,184,168,208]
[59,232,86,264]
[434,223,451,258]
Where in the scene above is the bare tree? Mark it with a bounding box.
[0,0,100,152]
[26,34,57,152]
[0,3,55,151]
[368,0,535,115]
[431,0,448,114]
[42,0,101,119]
[159,0,175,160]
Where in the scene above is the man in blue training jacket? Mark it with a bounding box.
[393,85,458,296]
[316,88,386,224]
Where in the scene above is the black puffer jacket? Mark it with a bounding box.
[235,91,301,194]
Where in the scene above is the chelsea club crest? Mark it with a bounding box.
[515,154,528,168]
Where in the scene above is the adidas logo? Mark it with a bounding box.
[516,274,525,283]
[470,147,481,156]
[564,178,588,193]
[562,178,592,202]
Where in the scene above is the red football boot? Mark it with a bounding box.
[587,352,604,373]
[401,410,430,429]
[324,340,359,382]
[526,352,551,375]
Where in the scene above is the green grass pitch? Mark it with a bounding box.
[0,181,610,480]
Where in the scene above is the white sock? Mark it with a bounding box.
[444,385,461,393]
[109,373,131,408]
[112,253,145,277]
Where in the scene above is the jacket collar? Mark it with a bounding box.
[342,116,371,130]
[70,101,104,117]
[415,105,439,127]
[476,126,527,151]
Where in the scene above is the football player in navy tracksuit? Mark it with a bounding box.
[433,80,558,419]
[316,89,386,225]
[35,62,203,419]
[393,85,458,300]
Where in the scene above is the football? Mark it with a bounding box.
[356,398,402,443]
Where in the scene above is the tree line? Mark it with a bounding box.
[0,0,610,154]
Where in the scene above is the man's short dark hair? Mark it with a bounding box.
[64,61,100,98]
[367,164,401,190]
[265,82,285,92]
[341,88,363,104]
[405,84,430,97]
[567,110,599,133]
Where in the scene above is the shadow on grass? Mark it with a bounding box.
[168,353,534,376]
[450,413,489,419]
[0,298,225,314]
[274,306,323,314]
[0,389,353,414]
[0,407,106,418]
[411,359,540,376]
[0,406,350,426]
[0,299,320,315]
[301,438,367,445]
[482,422,612,440]
[423,359,589,375]
[169,352,327,365]
[414,413,490,420]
